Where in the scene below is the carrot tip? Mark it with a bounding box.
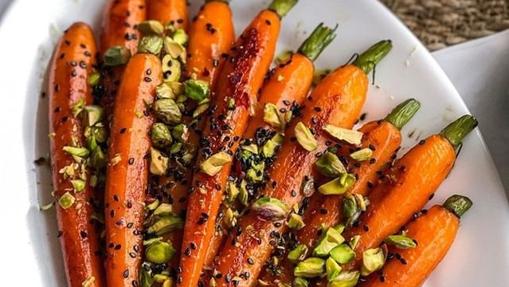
[443,194,473,218]
[353,39,393,74]
[440,115,478,147]
[384,98,421,130]
[269,0,298,18]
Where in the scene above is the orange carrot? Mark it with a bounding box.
[104,54,162,287]
[147,0,188,29]
[49,22,105,287]
[360,195,472,287]
[177,1,298,286]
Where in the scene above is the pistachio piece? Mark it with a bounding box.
[162,54,182,82]
[329,271,360,287]
[83,105,104,127]
[138,36,164,55]
[151,123,173,149]
[71,179,86,192]
[153,203,173,216]
[171,124,189,142]
[150,148,169,176]
[263,103,283,129]
[350,148,373,162]
[88,71,100,87]
[146,199,161,211]
[349,235,361,250]
[224,207,237,228]
[326,257,343,282]
[294,257,325,278]
[293,277,309,287]
[275,50,293,65]
[330,243,355,264]
[169,142,182,154]
[153,98,182,124]
[288,244,309,263]
[199,151,232,176]
[361,247,386,276]
[251,197,289,220]
[323,124,363,145]
[58,192,75,209]
[287,213,305,230]
[384,234,417,249]
[163,37,186,60]
[301,176,315,197]
[295,122,318,151]
[246,161,265,183]
[318,173,356,195]
[156,83,176,99]
[262,133,284,158]
[313,227,345,257]
[184,79,210,101]
[103,46,131,66]
[193,102,210,118]
[82,276,95,287]
[63,146,89,159]
[147,215,184,236]
[173,28,188,45]
[140,268,154,287]
[238,180,249,206]
[315,151,347,177]
[137,20,165,36]
[242,143,259,154]
[90,146,106,169]
[146,241,175,264]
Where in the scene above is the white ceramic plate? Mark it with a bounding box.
[0,0,507,286]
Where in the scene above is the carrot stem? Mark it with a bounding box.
[443,194,473,218]
[384,98,421,130]
[353,40,392,74]
[297,23,338,61]
[269,0,298,18]
[440,115,478,147]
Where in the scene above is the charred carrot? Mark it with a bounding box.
[177,1,298,286]
[260,99,420,284]
[49,22,105,287]
[212,40,392,287]
[203,23,338,269]
[186,0,235,84]
[147,0,188,29]
[104,54,162,287]
[360,195,472,287]
[344,115,478,270]
[99,0,146,119]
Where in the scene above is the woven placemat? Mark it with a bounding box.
[381,0,509,50]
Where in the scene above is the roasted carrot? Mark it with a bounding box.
[99,0,146,119]
[186,0,235,84]
[49,22,105,287]
[104,54,162,287]
[212,40,392,287]
[147,0,188,29]
[260,99,420,284]
[360,195,472,287]
[177,1,298,286]
[203,23,338,270]
[344,115,478,269]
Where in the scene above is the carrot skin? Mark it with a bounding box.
[49,22,105,287]
[213,65,368,287]
[147,0,188,29]
[104,54,162,287]
[360,205,460,287]
[177,9,282,287]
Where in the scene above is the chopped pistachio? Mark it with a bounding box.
[58,192,75,209]
[71,98,85,117]
[156,83,176,99]
[252,197,289,220]
[153,274,170,283]
[39,201,55,211]
[288,244,309,263]
[238,180,249,206]
[151,123,172,149]
[154,98,182,124]
[333,224,346,234]
[326,257,343,282]
[140,267,154,287]
[184,79,210,101]
[82,276,95,287]
[323,125,363,145]
[163,37,186,60]
[143,237,163,246]
[293,277,309,287]
[146,241,175,264]
[168,81,184,96]
[147,215,184,236]
[295,122,318,151]
[384,234,417,249]
[137,20,165,36]
[153,203,173,216]
[350,148,373,162]
[146,199,160,211]
[226,181,239,202]
[301,176,315,197]
[262,133,284,158]
[169,142,182,154]
[162,55,182,82]
[88,71,100,87]
[63,146,89,158]
[162,279,173,287]
[330,243,355,264]
[227,97,235,110]
[275,50,293,65]
[193,103,209,118]
[150,148,169,176]
[315,152,347,177]
[171,124,188,142]
[138,36,164,54]
[90,146,106,169]
[172,28,188,45]
[288,213,305,230]
[71,179,86,192]
[200,151,232,176]
[83,105,103,127]
[349,235,361,250]
[263,103,283,129]
[318,173,356,195]
[246,161,265,183]
[224,207,237,228]
[209,278,217,287]
[328,271,360,287]
[313,227,345,257]
[361,247,386,276]
[242,143,259,154]
[342,194,360,226]
[103,46,131,66]
[294,257,325,278]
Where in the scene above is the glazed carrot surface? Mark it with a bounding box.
[147,0,188,29]
[49,22,105,287]
[177,6,283,286]
[104,54,162,287]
